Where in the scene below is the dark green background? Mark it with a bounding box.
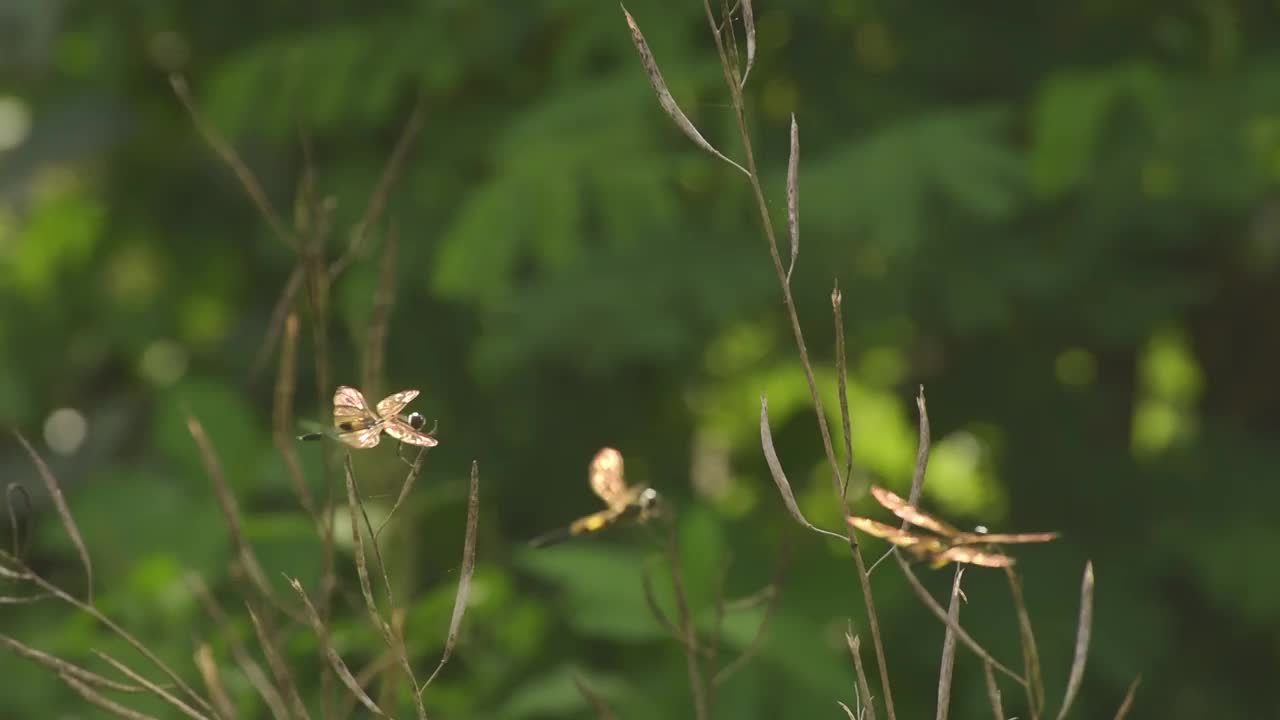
[3,1,1279,718]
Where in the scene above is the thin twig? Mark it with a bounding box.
[342,456,429,719]
[573,673,618,720]
[714,528,789,685]
[935,566,965,720]
[187,415,292,619]
[420,460,480,692]
[832,285,853,497]
[759,397,846,541]
[907,386,929,510]
[185,575,291,720]
[58,671,161,720]
[288,578,386,717]
[251,265,305,381]
[0,633,143,693]
[5,481,31,559]
[845,629,877,720]
[1054,562,1095,720]
[246,605,311,720]
[1113,675,1141,720]
[273,312,320,525]
[983,662,1005,720]
[92,649,211,720]
[193,644,235,720]
[362,221,400,398]
[665,520,709,720]
[169,74,296,252]
[1005,566,1045,718]
[13,431,93,604]
[893,552,1025,686]
[6,558,212,715]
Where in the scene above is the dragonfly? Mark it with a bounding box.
[848,485,1059,568]
[298,386,438,460]
[530,447,661,548]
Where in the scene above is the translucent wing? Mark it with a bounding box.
[334,386,376,429]
[869,486,961,538]
[383,417,439,447]
[375,389,420,419]
[848,516,937,551]
[957,530,1060,545]
[589,447,629,510]
[337,425,383,449]
[936,545,1015,568]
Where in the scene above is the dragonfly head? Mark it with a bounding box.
[406,412,427,430]
[636,487,662,520]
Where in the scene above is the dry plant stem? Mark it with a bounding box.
[5,481,31,558]
[786,115,799,283]
[983,662,1005,720]
[13,431,93,603]
[195,644,238,720]
[1113,675,1141,720]
[92,649,212,720]
[1054,562,1095,720]
[620,5,749,176]
[0,553,213,715]
[838,701,859,720]
[288,578,386,717]
[758,398,846,541]
[845,631,878,720]
[573,673,618,720]
[935,567,965,720]
[362,221,400,397]
[640,558,696,651]
[713,530,789,686]
[832,286,854,496]
[420,460,481,693]
[169,74,297,252]
[907,387,929,509]
[273,312,319,524]
[376,446,428,542]
[59,671,161,720]
[251,264,305,380]
[678,2,898,712]
[893,552,1025,685]
[738,0,756,87]
[664,521,710,720]
[186,575,291,720]
[187,414,295,620]
[246,605,312,720]
[342,456,429,720]
[1005,566,1045,718]
[0,633,142,692]
[330,96,427,280]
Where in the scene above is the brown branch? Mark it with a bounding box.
[245,605,311,720]
[1,633,142,693]
[92,649,211,720]
[935,567,965,720]
[58,671,161,720]
[845,629,878,720]
[1005,566,1045,718]
[420,460,480,693]
[1054,562,1095,720]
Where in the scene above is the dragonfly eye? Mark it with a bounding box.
[407,412,426,430]
[638,488,661,514]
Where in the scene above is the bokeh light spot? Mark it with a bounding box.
[43,407,87,456]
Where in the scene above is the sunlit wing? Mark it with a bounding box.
[383,417,439,447]
[955,530,1061,546]
[375,389,420,419]
[848,516,937,551]
[333,386,376,430]
[589,447,630,511]
[337,425,382,449]
[935,545,1015,568]
[869,486,961,538]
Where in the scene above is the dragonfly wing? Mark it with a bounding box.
[848,516,925,549]
[337,425,383,449]
[334,386,376,428]
[375,389,420,419]
[957,531,1060,545]
[870,486,962,537]
[938,545,1014,568]
[383,417,439,447]
[589,447,629,511]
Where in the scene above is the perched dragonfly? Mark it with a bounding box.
[530,447,661,548]
[848,485,1059,568]
[298,386,438,459]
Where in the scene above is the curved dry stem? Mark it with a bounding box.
[1005,566,1045,717]
[13,431,93,604]
[893,552,1025,686]
[288,578,385,717]
[59,671,162,720]
[420,460,480,693]
[1,633,143,693]
[935,567,965,720]
[1054,561,1095,720]
[92,650,211,720]
[845,629,878,720]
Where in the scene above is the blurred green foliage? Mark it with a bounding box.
[3,0,1280,718]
